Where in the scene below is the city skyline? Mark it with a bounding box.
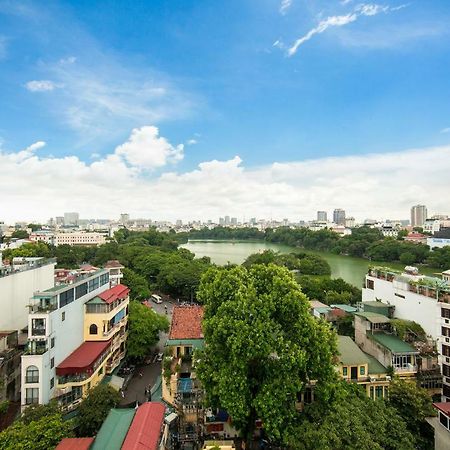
[1,1,450,221]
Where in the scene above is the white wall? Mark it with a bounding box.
[0,263,55,331]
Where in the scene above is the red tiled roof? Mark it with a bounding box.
[169,306,204,340]
[142,301,152,309]
[434,402,450,415]
[56,438,94,450]
[121,402,165,450]
[104,260,124,268]
[79,264,99,272]
[56,340,111,376]
[98,284,130,304]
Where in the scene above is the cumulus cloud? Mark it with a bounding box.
[0,137,449,223]
[187,139,198,145]
[287,3,405,56]
[280,0,292,15]
[440,127,450,134]
[115,126,184,170]
[25,80,60,92]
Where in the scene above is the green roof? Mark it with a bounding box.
[369,332,418,354]
[91,408,135,450]
[86,296,104,304]
[363,301,391,308]
[165,338,204,349]
[315,306,331,314]
[365,353,387,375]
[337,336,370,366]
[331,304,357,313]
[355,312,390,324]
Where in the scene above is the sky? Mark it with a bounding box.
[0,0,450,223]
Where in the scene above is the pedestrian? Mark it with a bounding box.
[164,305,168,314]
[139,371,143,378]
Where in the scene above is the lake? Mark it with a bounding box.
[181,240,437,287]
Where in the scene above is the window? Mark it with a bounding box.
[366,279,374,290]
[442,308,450,319]
[51,337,55,348]
[443,364,450,377]
[342,367,348,376]
[50,377,54,389]
[59,288,74,307]
[50,357,54,369]
[25,366,39,383]
[89,324,98,335]
[62,312,65,322]
[443,327,450,337]
[394,293,405,299]
[75,282,88,299]
[25,388,39,405]
[360,366,366,376]
[370,386,374,399]
[440,412,449,429]
[375,386,384,399]
[443,345,450,357]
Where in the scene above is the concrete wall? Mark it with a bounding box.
[0,263,55,331]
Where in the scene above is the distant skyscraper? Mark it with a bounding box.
[411,205,427,227]
[231,217,237,225]
[120,213,130,224]
[224,216,230,225]
[333,209,346,226]
[317,211,327,222]
[219,217,225,226]
[64,212,79,226]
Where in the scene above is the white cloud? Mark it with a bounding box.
[26,141,46,151]
[187,139,198,145]
[280,0,292,15]
[440,127,450,134]
[286,3,405,56]
[0,137,449,223]
[115,126,183,170]
[25,80,60,92]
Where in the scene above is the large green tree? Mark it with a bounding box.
[0,412,73,449]
[122,268,150,300]
[196,264,337,444]
[387,379,435,450]
[286,383,415,450]
[127,301,169,361]
[76,384,121,437]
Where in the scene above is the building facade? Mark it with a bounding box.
[333,209,346,226]
[411,205,427,228]
[54,232,106,247]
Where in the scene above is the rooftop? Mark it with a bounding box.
[121,402,165,450]
[91,409,136,450]
[104,260,124,269]
[169,305,204,340]
[310,300,328,309]
[363,301,391,308]
[56,438,94,450]
[434,402,450,416]
[56,340,111,375]
[96,284,129,304]
[337,336,369,366]
[370,332,418,354]
[365,353,387,374]
[355,311,391,324]
[331,304,358,313]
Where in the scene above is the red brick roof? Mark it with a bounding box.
[104,260,124,268]
[142,300,152,309]
[169,306,204,340]
[434,402,450,415]
[121,402,165,450]
[56,438,94,450]
[97,284,129,304]
[56,340,111,376]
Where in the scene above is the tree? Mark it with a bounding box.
[286,383,415,450]
[11,230,29,239]
[387,379,435,450]
[196,264,338,445]
[77,384,121,437]
[127,301,169,361]
[0,413,73,449]
[19,400,61,424]
[399,252,416,265]
[122,268,150,300]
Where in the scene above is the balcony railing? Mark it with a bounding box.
[58,373,89,385]
[394,365,418,373]
[31,328,46,336]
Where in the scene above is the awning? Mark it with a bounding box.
[56,340,111,376]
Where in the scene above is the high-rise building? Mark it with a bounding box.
[224,216,230,226]
[231,217,237,225]
[317,211,327,222]
[63,212,79,227]
[411,205,427,228]
[333,209,346,226]
[119,213,130,225]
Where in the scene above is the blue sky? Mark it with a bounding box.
[1,0,450,222]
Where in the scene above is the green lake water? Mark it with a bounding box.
[181,240,438,288]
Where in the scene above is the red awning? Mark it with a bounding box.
[56,340,111,376]
[97,284,130,304]
[121,402,165,450]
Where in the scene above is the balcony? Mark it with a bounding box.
[394,365,418,373]
[31,328,46,336]
[25,342,48,355]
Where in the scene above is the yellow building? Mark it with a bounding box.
[337,335,390,399]
[55,284,129,407]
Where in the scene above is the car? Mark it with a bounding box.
[156,352,164,362]
[151,294,163,304]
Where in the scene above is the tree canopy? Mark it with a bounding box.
[127,301,169,361]
[286,383,415,450]
[76,384,121,437]
[196,264,337,444]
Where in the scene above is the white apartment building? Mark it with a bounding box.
[428,237,450,249]
[424,219,441,235]
[0,257,55,332]
[29,230,55,245]
[21,269,112,409]
[362,266,450,400]
[54,232,106,247]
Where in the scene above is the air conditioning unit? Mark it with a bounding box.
[386,376,391,381]
[446,338,450,343]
